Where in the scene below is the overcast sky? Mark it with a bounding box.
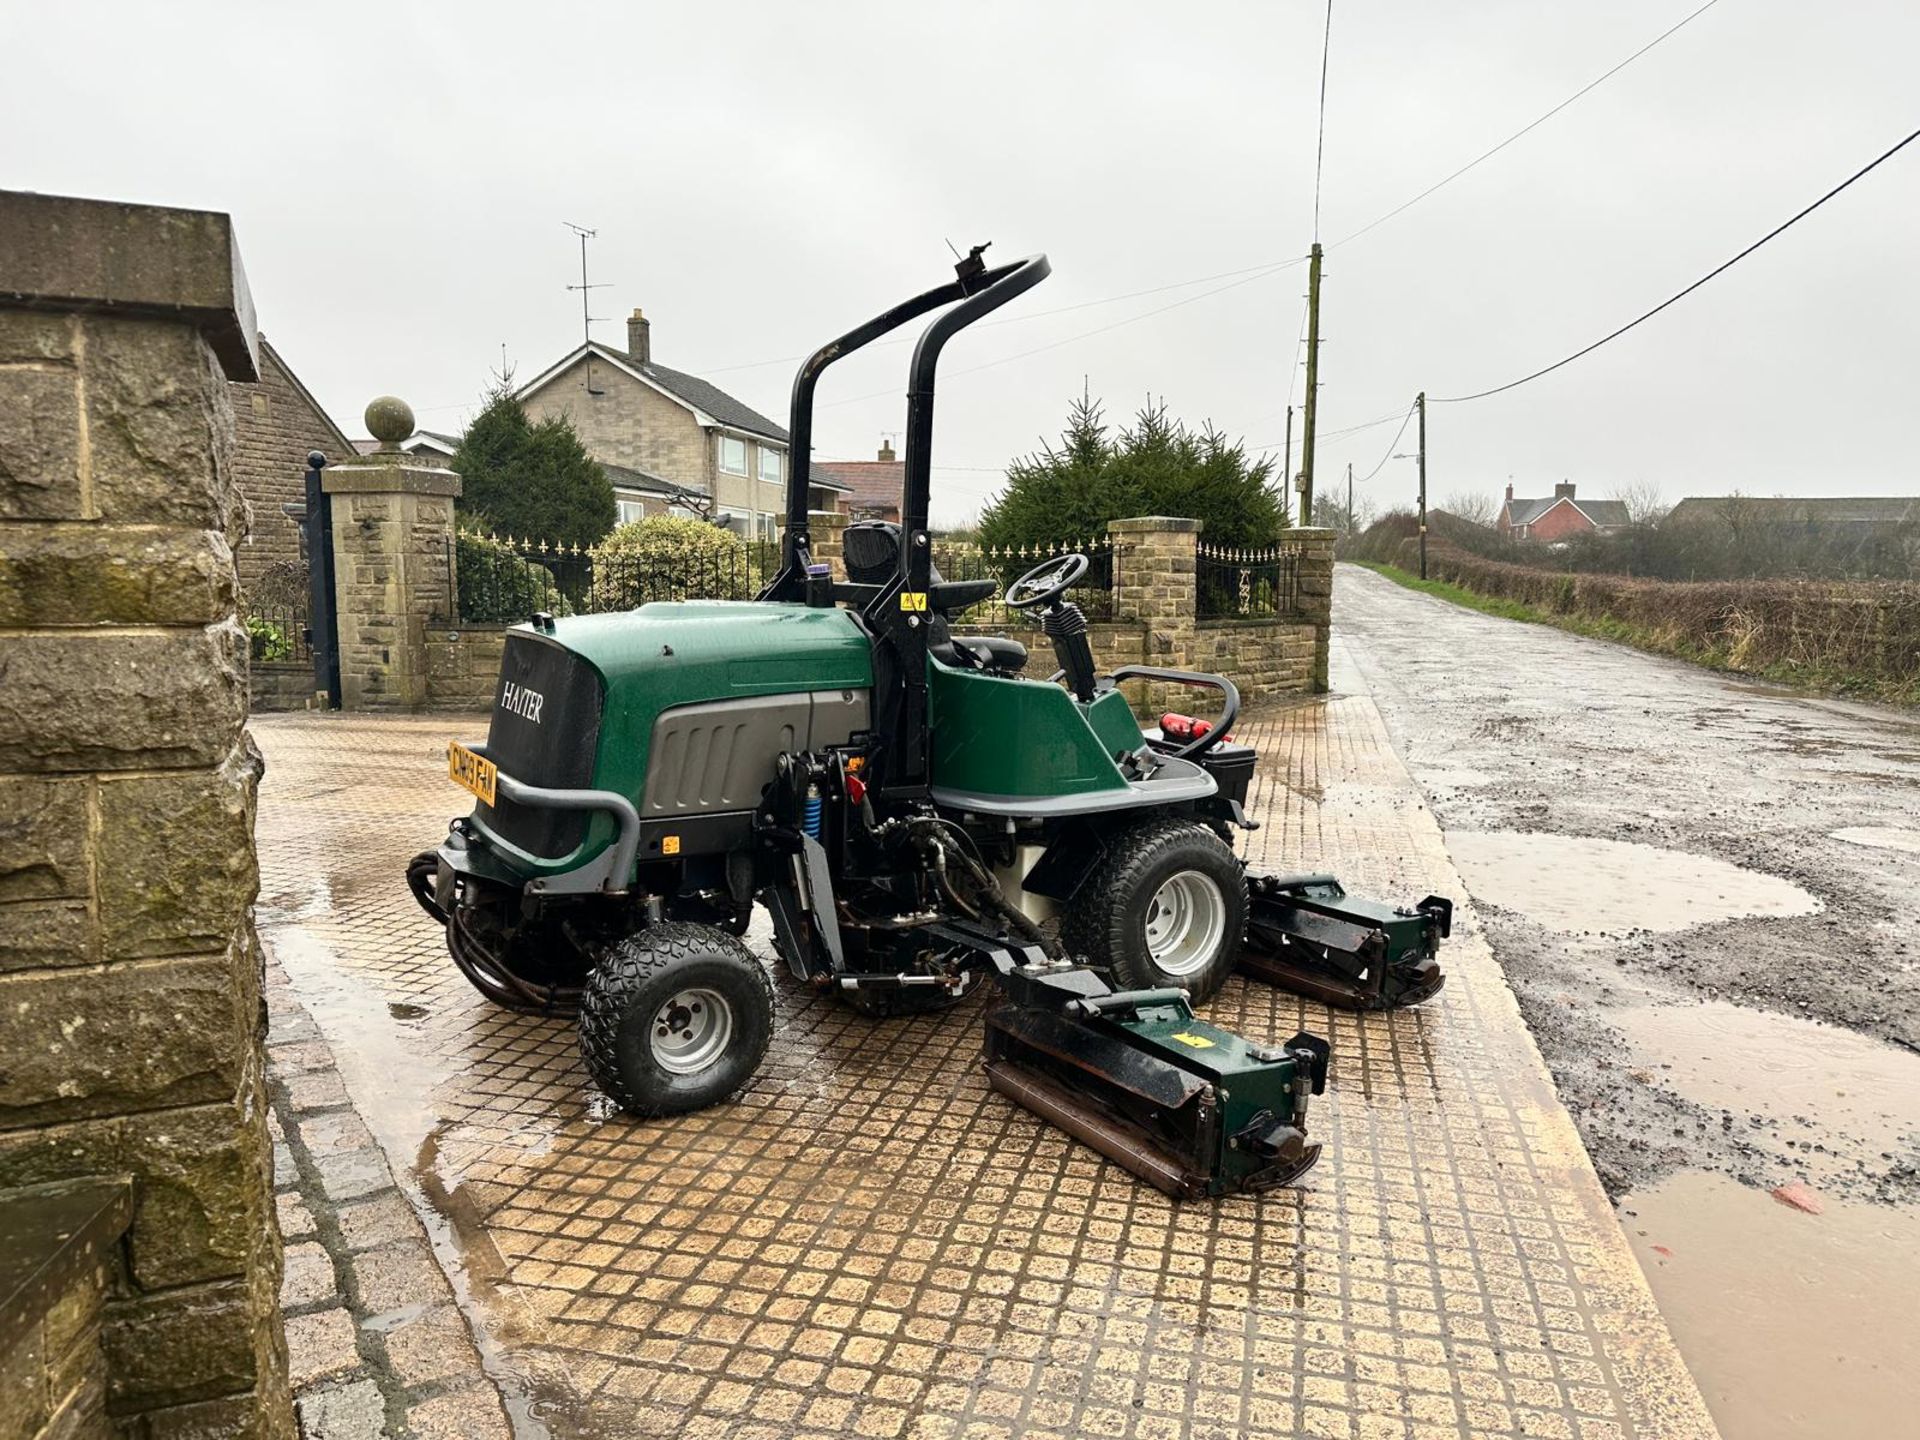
[8,0,1916,525]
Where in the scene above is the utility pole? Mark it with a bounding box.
[1416,391,1429,580]
[1283,405,1293,508]
[1346,461,1353,538]
[563,222,609,345]
[1299,242,1324,525]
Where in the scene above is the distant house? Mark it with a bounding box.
[1499,482,1629,541]
[511,308,846,538]
[812,440,905,524]
[1664,495,1920,536]
[229,337,356,596]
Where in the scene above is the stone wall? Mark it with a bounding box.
[250,661,317,713]
[425,624,509,710]
[228,340,352,600]
[0,190,292,1436]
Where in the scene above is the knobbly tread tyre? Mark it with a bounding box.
[1060,816,1248,1002]
[578,921,774,1117]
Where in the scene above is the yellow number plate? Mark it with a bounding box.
[446,742,497,805]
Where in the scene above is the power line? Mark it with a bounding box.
[1313,0,1335,240]
[1353,402,1418,482]
[1433,122,1920,404]
[1330,0,1722,251]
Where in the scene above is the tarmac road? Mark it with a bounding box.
[1332,562,1920,1200]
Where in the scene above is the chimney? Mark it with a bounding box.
[878,438,896,462]
[1505,482,1514,503]
[627,308,651,365]
[1554,480,1575,500]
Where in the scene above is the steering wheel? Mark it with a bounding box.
[1004,552,1089,610]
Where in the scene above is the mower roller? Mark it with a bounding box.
[408,245,1449,1198]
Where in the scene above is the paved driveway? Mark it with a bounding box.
[254,678,1715,1439]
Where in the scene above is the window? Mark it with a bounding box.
[716,510,750,537]
[668,504,698,520]
[616,498,648,525]
[758,512,777,540]
[759,447,782,484]
[719,436,747,475]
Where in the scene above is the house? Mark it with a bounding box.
[812,439,905,523]
[1664,495,1920,536]
[1499,482,1629,541]
[513,308,847,537]
[229,336,357,596]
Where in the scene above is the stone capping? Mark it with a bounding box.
[0,1177,132,1343]
[1107,515,1203,534]
[0,190,258,381]
[319,462,462,499]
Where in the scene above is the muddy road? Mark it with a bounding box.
[1334,563,1920,1438]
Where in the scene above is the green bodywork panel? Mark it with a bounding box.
[1111,1000,1311,1196]
[928,660,1144,797]
[472,602,872,876]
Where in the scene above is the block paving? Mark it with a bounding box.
[251,650,1718,1439]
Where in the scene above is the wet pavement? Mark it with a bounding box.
[251,687,1719,1440]
[1333,563,1920,1438]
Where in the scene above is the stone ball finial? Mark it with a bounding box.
[365,395,415,447]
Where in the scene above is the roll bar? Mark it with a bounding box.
[762,247,1051,599]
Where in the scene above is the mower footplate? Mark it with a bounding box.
[984,997,1327,1199]
[1241,873,1451,1011]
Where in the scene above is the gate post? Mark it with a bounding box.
[0,190,293,1436]
[319,397,461,709]
[1107,515,1202,714]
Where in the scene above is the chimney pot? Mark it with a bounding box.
[878,438,896,462]
[1555,480,1576,500]
[627,308,651,365]
[1505,482,1513,503]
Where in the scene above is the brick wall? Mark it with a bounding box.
[0,190,292,1436]
[228,340,352,599]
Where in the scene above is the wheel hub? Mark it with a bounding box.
[1143,871,1228,977]
[650,987,734,1076]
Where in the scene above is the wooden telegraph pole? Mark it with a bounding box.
[1299,243,1323,525]
[1416,391,1429,580]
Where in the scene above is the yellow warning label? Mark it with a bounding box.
[899,592,928,612]
[661,835,681,855]
[1169,1031,1215,1049]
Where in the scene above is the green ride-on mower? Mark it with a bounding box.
[408,246,1451,1199]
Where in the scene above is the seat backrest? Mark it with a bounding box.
[844,520,953,587]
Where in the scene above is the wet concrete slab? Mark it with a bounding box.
[253,699,1718,1439]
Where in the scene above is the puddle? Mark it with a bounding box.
[1612,1000,1920,1180]
[1831,826,1920,856]
[1443,830,1819,934]
[388,1002,430,1021]
[1622,1169,1920,1440]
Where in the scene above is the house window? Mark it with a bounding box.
[668,504,698,520]
[758,512,778,541]
[759,447,782,484]
[616,497,648,525]
[716,510,750,537]
[719,436,748,475]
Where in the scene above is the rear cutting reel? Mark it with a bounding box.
[1239,873,1452,1010]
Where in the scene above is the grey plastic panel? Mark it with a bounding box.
[930,755,1217,818]
[642,689,871,818]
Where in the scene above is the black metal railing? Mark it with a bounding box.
[244,602,310,664]
[931,538,1115,628]
[1196,541,1301,619]
[455,531,785,622]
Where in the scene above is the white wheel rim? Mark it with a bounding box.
[1143,871,1228,977]
[649,988,734,1075]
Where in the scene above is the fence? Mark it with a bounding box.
[1196,540,1302,619]
[931,537,1115,628]
[243,600,310,663]
[454,532,784,622]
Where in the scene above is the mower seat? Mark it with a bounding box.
[956,636,1029,672]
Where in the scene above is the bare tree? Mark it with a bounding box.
[1612,479,1669,526]
[1440,490,1499,528]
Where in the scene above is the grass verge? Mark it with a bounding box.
[1350,561,1919,707]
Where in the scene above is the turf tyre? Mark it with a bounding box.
[1061,817,1247,1001]
[579,921,775,1117]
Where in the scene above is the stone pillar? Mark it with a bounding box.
[1107,515,1202,714]
[1290,526,1335,692]
[810,510,849,581]
[0,191,292,1435]
[321,397,461,709]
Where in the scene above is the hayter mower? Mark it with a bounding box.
[409,246,1450,1198]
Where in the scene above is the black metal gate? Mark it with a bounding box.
[302,450,342,708]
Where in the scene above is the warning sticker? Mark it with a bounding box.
[1169,1031,1215,1049]
[661,835,681,855]
[899,592,928,612]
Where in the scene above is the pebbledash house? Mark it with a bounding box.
[508,307,849,537]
